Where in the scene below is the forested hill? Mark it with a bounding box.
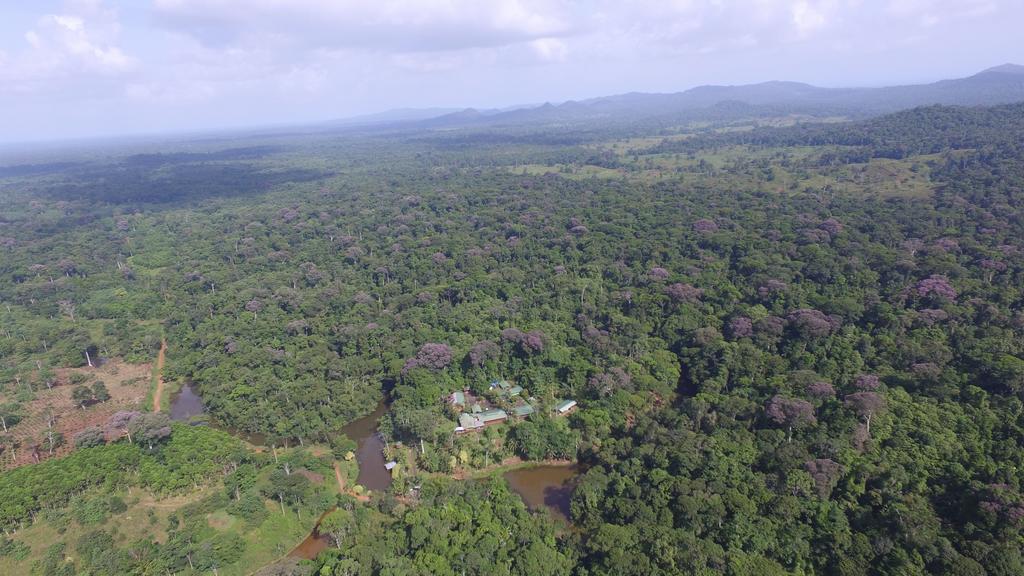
[374,64,1024,132]
[644,101,1024,159]
[2,97,1024,575]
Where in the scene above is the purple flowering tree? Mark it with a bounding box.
[587,368,632,397]
[788,309,840,338]
[521,330,545,354]
[499,328,544,355]
[805,459,842,498]
[468,340,500,368]
[915,275,957,301]
[300,262,324,286]
[245,299,263,319]
[911,362,941,380]
[845,391,885,435]
[665,283,703,303]
[980,259,1007,282]
[979,484,1024,526]
[757,279,787,298]
[106,410,169,448]
[807,381,836,401]
[727,316,754,339]
[803,229,832,244]
[648,267,670,281]
[852,374,880,391]
[766,395,816,442]
[501,328,524,344]
[818,218,844,237]
[403,343,453,374]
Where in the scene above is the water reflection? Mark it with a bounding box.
[503,464,580,524]
[289,508,334,559]
[341,400,392,492]
[169,384,205,422]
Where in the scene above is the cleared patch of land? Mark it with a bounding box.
[0,359,150,469]
[0,485,313,576]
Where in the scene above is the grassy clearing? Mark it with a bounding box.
[0,483,316,576]
[508,164,625,179]
[227,507,311,576]
[0,486,209,574]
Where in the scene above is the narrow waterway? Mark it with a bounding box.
[169,386,392,491]
[340,399,392,492]
[288,508,335,560]
[503,464,580,524]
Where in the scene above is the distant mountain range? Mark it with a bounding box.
[331,64,1024,132]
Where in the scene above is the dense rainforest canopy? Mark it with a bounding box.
[1,101,1023,575]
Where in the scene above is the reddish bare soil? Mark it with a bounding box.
[333,462,345,494]
[1,359,150,469]
[152,339,167,412]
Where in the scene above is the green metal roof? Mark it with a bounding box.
[459,409,509,429]
[479,409,508,422]
[555,399,578,412]
[512,404,535,417]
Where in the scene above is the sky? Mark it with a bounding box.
[0,0,1021,143]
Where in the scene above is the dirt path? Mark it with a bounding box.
[152,338,167,412]
[333,462,345,494]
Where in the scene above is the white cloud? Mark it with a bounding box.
[152,0,573,53]
[0,1,135,93]
[530,37,568,62]
[886,0,998,25]
[40,13,134,72]
[791,1,832,36]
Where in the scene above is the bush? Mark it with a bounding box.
[227,492,269,527]
[180,492,230,521]
[73,496,110,526]
[41,507,70,534]
[0,536,30,561]
[108,496,128,514]
[69,373,90,385]
[330,434,358,460]
[193,532,246,571]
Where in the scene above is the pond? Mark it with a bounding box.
[503,464,580,524]
[169,383,205,422]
